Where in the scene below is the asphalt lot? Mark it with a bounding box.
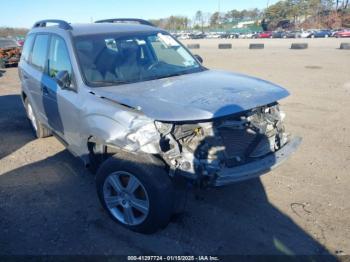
[0,38,350,256]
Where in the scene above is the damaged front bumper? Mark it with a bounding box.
[213,136,302,186]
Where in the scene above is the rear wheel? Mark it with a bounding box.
[96,152,174,234]
[24,98,51,138]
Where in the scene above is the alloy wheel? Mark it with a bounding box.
[103,171,150,226]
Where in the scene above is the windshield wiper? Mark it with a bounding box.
[147,68,204,81]
[90,80,130,87]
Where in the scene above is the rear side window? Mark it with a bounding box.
[48,35,72,78]
[21,34,35,62]
[31,34,49,71]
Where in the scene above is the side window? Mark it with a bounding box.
[31,34,49,71]
[21,34,35,62]
[48,35,72,79]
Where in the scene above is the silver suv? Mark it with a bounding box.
[19,19,301,233]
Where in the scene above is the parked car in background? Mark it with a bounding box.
[309,29,332,38]
[177,33,191,40]
[16,36,25,46]
[0,37,21,68]
[272,31,287,38]
[238,32,255,39]
[255,31,273,38]
[300,30,313,38]
[219,33,230,39]
[189,32,206,39]
[228,33,240,39]
[284,31,302,38]
[19,18,300,233]
[219,32,239,39]
[206,32,221,39]
[334,29,350,38]
[331,29,342,37]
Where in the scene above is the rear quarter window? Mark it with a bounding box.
[31,34,49,71]
[21,34,35,62]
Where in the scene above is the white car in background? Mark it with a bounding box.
[177,33,191,40]
[301,30,315,38]
[239,32,255,39]
[207,32,221,39]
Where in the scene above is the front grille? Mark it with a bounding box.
[219,127,260,167]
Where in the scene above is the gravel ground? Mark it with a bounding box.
[0,38,349,256]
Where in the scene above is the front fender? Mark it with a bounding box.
[82,113,160,154]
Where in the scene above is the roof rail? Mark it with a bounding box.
[95,18,155,27]
[32,19,72,30]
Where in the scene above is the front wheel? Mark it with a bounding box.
[96,152,174,234]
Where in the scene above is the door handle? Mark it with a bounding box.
[41,85,49,95]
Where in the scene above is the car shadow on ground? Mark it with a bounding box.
[0,94,34,160]
[0,151,337,258]
[0,94,336,259]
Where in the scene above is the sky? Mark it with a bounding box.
[0,0,278,28]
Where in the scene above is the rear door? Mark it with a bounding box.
[27,34,50,124]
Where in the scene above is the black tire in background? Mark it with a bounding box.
[249,43,264,49]
[96,151,174,234]
[24,98,52,138]
[340,43,350,50]
[218,43,232,49]
[291,43,308,49]
[187,43,200,49]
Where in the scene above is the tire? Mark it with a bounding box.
[340,43,350,50]
[218,43,232,49]
[187,44,200,49]
[96,152,174,234]
[291,43,308,49]
[249,43,264,49]
[24,98,52,138]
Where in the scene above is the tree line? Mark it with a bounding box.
[149,0,350,31]
[0,27,28,37]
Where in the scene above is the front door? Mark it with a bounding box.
[43,34,80,145]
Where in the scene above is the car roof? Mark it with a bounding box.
[29,23,164,36]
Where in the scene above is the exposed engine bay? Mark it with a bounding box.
[155,103,289,182]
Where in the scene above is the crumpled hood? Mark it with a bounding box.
[94,70,289,122]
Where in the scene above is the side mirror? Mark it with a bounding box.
[194,54,203,64]
[55,70,71,88]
